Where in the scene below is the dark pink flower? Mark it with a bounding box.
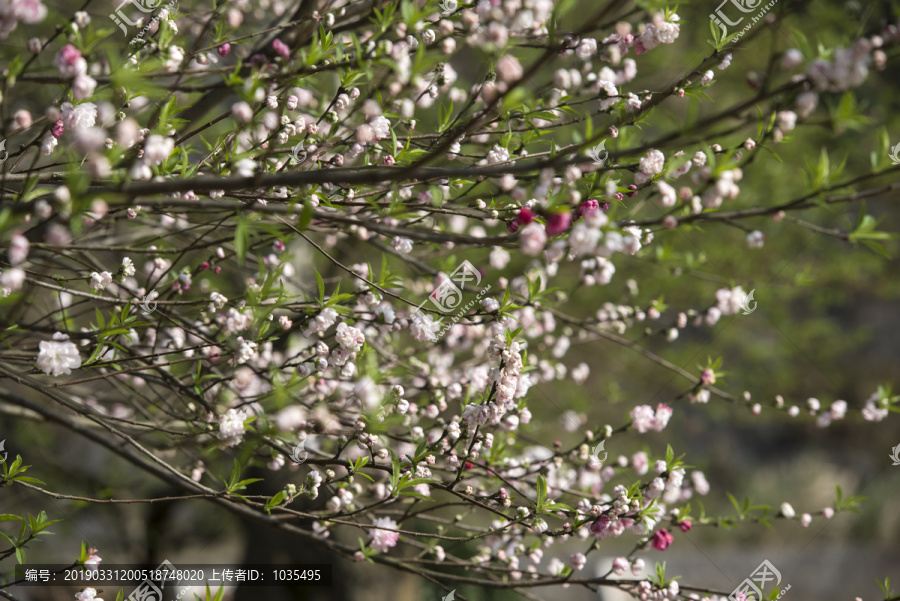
[507,221,519,233]
[272,38,290,59]
[546,211,572,235]
[516,207,535,225]
[578,199,600,219]
[217,43,231,57]
[200,262,210,271]
[679,520,692,532]
[651,528,674,550]
[51,120,64,138]
[600,201,611,211]
[589,514,611,535]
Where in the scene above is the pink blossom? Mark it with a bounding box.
[653,403,673,430]
[651,528,674,550]
[578,199,600,219]
[546,211,572,235]
[218,43,231,57]
[60,102,97,132]
[272,38,290,59]
[496,54,523,83]
[516,206,535,225]
[53,44,85,78]
[589,514,610,536]
[84,547,102,570]
[9,233,29,265]
[679,520,692,532]
[630,404,655,433]
[519,222,547,256]
[632,451,649,475]
[368,517,400,553]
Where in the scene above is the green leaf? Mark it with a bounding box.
[298,200,314,230]
[234,218,248,264]
[315,269,325,305]
[389,448,400,493]
[536,474,547,507]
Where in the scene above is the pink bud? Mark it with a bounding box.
[516,207,535,225]
[589,514,610,535]
[546,211,572,235]
[217,43,231,57]
[578,199,600,219]
[272,39,290,59]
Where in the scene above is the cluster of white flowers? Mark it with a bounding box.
[714,286,749,317]
[807,39,872,91]
[391,237,413,254]
[121,257,135,277]
[634,578,679,601]
[519,222,547,256]
[36,332,82,376]
[74,587,103,601]
[306,470,323,499]
[630,403,673,433]
[369,115,391,140]
[697,168,742,211]
[217,408,249,447]
[635,13,680,54]
[335,322,365,352]
[861,392,890,422]
[209,291,228,311]
[635,149,665,185]
[302,307,338,337]
[235,336,258,364]
[486,145,510,164]
[90,271,112,291]
[461,337,527,428]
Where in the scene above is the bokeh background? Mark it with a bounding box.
[2,0,900,600]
